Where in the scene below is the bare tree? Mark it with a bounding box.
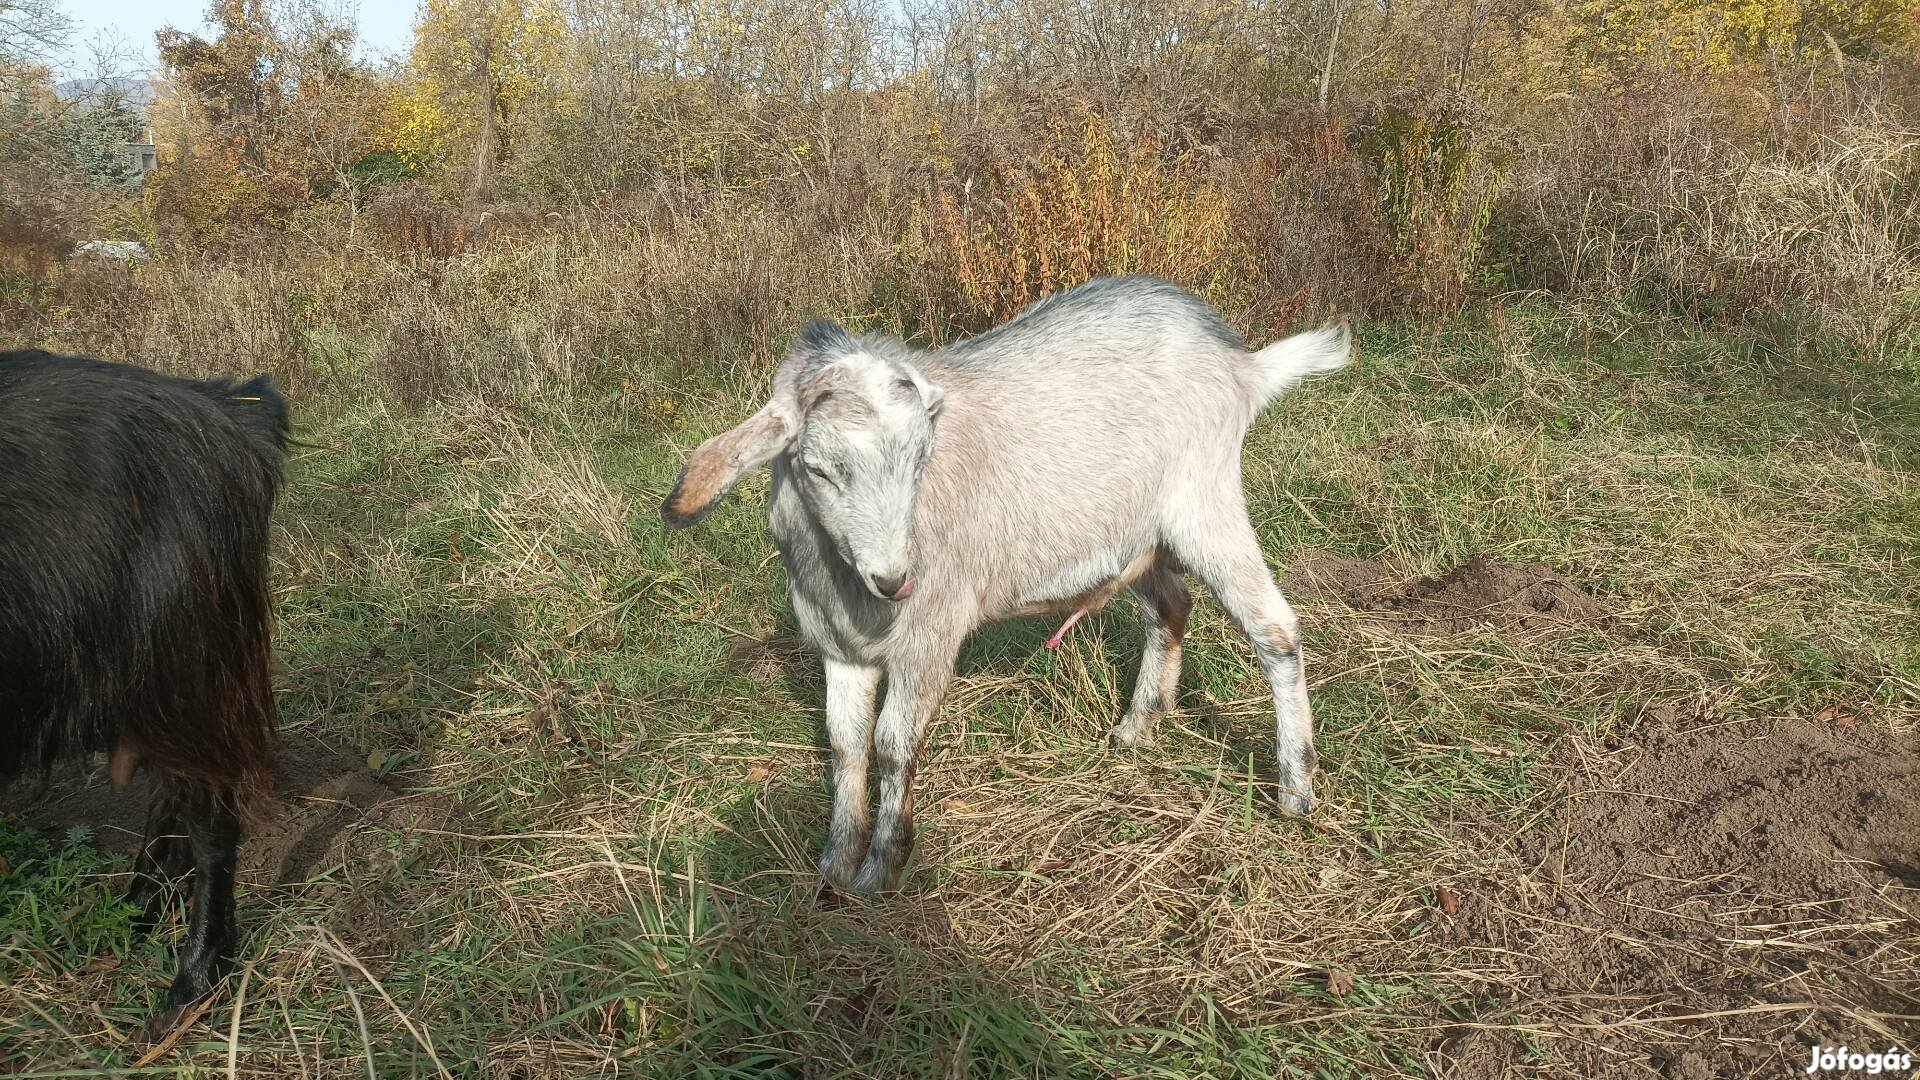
[0,0,70,91]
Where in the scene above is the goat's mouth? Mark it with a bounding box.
[863,571,915,602]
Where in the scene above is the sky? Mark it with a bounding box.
[54,0,416,79]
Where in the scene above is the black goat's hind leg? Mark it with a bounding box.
[126,799,191,935]
[167,798,240,1007]
[141,797,241,1041]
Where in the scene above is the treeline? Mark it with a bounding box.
[2,0,1916,334]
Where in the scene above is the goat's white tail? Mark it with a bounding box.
[1246,320,1351,409]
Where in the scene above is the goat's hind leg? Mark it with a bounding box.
[1109,555,1192,748]
[127,795,192,935]
[168,794,240,1008]
[141,787,242,1040]
[818,658,882,893]
[1169,516,1317,815]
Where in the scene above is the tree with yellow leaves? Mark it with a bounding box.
[405,0,568,201]
[1568,0,1919,75]
[150,0,372,244]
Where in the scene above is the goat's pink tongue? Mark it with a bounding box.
[1045,608,1088,650]
[894,579,915,600]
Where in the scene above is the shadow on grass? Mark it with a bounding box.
[0,596,492,1040]
[581,601,1326,1076]
[542,609,1116,1075]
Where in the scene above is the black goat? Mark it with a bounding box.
[0,349,287,1036]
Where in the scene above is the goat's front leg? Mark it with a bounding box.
[1110,556,1192,748]
[849,657,955,896]
[818,658,882,892]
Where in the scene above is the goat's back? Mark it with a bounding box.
[926,277,1255,486]
[935,276,1250,386]
[911,278,1263,608]
[0,350,287,794]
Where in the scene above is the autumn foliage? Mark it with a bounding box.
[925,114,1251,330]
[1,0,1917,336]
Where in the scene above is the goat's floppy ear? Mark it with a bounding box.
[661,402,794,528]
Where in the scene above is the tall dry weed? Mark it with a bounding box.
[922,115,1253,331]
[1362,103,1507,319]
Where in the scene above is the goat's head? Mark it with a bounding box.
[661,320,943,603]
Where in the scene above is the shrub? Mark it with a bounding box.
[922,113,1252,332]
[1361,102,1507,319]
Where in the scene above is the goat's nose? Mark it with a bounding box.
[872,573,914,601]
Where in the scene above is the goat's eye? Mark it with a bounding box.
[894,378,917,397]
[806,461,839,487]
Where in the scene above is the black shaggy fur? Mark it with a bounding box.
[0,348,287,1034]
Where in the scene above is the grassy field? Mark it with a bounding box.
[3,292,1917,1076]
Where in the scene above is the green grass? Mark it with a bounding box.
[2,293,1915,1077]
[0,821,147,983]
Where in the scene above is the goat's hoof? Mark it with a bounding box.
[818,841,868,892]
[136,1002,198,1046]
[817,862,860,899]
[847,862,897,897]
[1107,719,1154,748]
[1275,785,1315,816]
[164,963,224,1011]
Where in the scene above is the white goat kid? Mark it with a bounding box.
[662,276,1350,896]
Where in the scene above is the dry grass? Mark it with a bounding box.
[5,10,1918,1073]
[2,263,1915,1075]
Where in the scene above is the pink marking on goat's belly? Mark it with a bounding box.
[1045,607,1088,650]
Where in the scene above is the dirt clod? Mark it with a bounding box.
[6,729,456,952]
[1285,551,1609,638]
[1447,713,1920,1076]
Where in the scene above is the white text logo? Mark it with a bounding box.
[1805,1046,1914,1074]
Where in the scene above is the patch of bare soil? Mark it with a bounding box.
[5,729,456,951]
[1440,712,1920,1077]
[729,629,813,687]
[1285,551,1610,638]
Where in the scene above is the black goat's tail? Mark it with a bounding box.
[193,373,292,459]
